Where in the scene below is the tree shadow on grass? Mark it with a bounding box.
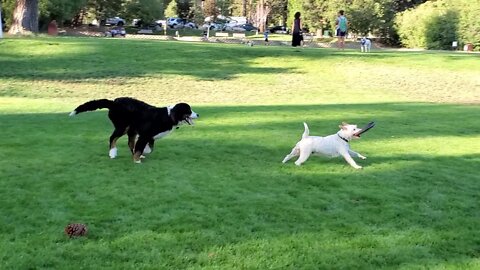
[1,38,478,83]
[0,38,298,81]
[0,102,479,268]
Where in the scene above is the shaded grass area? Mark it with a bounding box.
[0,38,479,104]
[0,102,479,269]
[0,38,479,269]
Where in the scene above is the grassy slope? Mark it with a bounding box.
[0,38,479,269]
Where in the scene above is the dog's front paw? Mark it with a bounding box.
[294,161,303,166]
[353,165,363,169]
[109,148,117,159]
[359,155,367,160]
[133,159,142,164]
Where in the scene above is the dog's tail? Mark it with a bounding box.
[302,122,310,139]
[69,99,115,116]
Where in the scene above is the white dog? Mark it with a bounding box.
[282,122,367,169]
[360,37,371,52]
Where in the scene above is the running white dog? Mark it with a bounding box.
[360,37,371,52]
[282,122,367,169]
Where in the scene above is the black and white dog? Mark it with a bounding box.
[69,97,199,163]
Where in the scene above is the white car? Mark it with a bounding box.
[105,17,126,26]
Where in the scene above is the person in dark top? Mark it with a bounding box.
[291,12,303,47]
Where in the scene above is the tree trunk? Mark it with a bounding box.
[8,0,38,34]
[242,0,246,17]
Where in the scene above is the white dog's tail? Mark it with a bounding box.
[302,122,310,139]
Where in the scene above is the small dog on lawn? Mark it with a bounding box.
[282,122,370,169]
[360,37,371,52]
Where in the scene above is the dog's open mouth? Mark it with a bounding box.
[354,121,376,137]
[185,111,199,125]
[185,117,194,125]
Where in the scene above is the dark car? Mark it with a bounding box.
[239,23,258,32]
[269,25,290,34]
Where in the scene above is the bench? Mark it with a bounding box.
[215,32,229,38]
[232,33,246,39]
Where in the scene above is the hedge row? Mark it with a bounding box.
[395,0,480,50]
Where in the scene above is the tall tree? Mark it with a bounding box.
[251,0,270,31]
[394,0,428,12]
[203,0,217,20]
[164,0,178,17]
[8,0,39,34]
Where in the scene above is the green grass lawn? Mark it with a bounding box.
[0,37,479,269]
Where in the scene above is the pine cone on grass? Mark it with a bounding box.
[65,223,88,237]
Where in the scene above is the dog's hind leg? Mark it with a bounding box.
[109,127,127,158]
[127,129,137,154]
[294,147,312,166]
[133,136,150,163]
[282,147,299,163]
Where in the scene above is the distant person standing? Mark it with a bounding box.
[336,10,348,50]
[264,30,269,45]
[291,12,303,47]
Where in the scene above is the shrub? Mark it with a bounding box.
[395,0,480,50]
[457,1,480,51]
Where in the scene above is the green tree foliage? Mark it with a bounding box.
[393,0,428,12]
[3,0,86,28]
[40,0,87,26]
[86,0,123,19]
[286,0,303,29]
[189,2,204,24]
[124,0,164,22]
[176,0,192,18]
[456,0,480,50]
[395,0,479,50]
[286,0,397,39]
[164,0,178,17]
[203,0,217,19]
[267,0,288,26]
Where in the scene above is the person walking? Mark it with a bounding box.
[291,12,303,47]
[335,10,348,50]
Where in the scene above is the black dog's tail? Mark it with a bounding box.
[69,99,115,116]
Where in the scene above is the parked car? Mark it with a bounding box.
[239,23,258,32]
[184,22,197,29]
[167,18,185,28]
[105,17,126,26]
[229,25,246,32]
[268,25,289,34]
[132,19,143,27]
[201,22,223,31]
[155,20,166,27]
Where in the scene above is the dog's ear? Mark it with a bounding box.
[339,124,348,130]
[341,121,349,126]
